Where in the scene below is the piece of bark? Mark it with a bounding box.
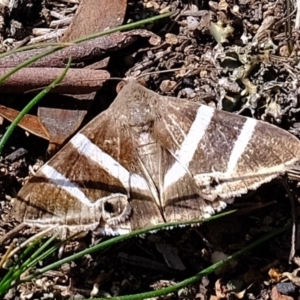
[0,68,110,94]
[4,147,28,162]
[0,33,135,68]
[156,243,186,271]
[0,30,158,68]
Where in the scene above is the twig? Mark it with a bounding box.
[295,0,300,29]
[0,224,28,249]
[280,178,297,263]
[7,225,59,259]
[0,68,109,94]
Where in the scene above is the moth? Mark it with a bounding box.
[12,80,300,235]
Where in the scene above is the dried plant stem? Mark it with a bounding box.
[22,210,237,282]
[295,0,300,29]
[23,220,289,300]
[0,59,72,154]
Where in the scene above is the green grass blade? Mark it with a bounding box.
[0,42,71,60]
[0,58,72,154]
[0,233,63,296]
[26,232,81,269]
[90,225,289,300]
[21,233,59,269]
[22,210,237,281]
[73,12,173,43]
[6,213,288,299]
[0,233,44,291]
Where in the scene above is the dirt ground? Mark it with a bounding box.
[1,0,300,299]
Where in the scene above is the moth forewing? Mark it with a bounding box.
[156,100,300,202]
[12,80,300,235]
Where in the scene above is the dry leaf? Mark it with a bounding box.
[270,286,294,300]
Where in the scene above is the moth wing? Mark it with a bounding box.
[154,97,300,220]
[13,111,163,235]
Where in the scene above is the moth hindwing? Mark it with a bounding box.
[13,80,300,235]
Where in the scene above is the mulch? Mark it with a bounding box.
[1,0,300,299]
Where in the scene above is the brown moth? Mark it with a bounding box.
[12,80,300,235]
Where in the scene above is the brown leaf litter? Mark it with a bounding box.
[1,0,300,299]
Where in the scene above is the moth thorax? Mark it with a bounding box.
[127,103,156,126]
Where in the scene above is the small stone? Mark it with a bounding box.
[263,216,273,225]
[160,80,176,93]
[186,16,199,30]
[4,147,28,163]
[165,33,178,45]
[276,282,297,295]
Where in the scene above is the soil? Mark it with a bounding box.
[1,0,300,299]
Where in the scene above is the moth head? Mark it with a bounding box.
[115,80,158,130]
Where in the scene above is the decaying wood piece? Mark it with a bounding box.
[0,31,147,68]
[0,68,110,94]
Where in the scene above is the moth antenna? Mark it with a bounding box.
[24,66,199,94]
[114,66,198,92]
[27,67,199,94]
[135,66,198,80]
